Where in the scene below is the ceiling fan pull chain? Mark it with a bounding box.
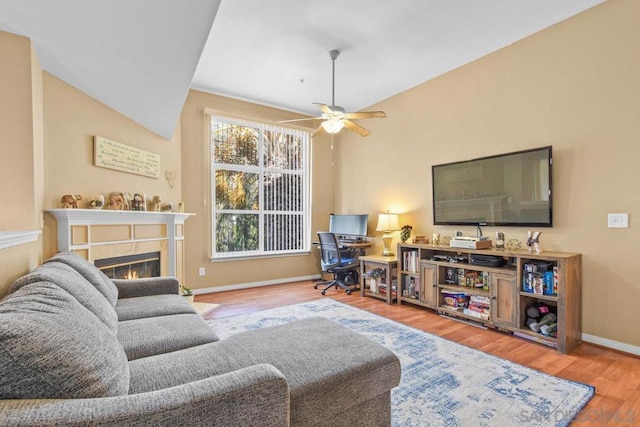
[330,134,335,166]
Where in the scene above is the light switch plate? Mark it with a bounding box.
[608,213,629,228]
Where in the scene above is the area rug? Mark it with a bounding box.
[208,298,594,427]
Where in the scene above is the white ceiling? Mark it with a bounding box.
[0,0,605,139]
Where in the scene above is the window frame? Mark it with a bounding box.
[208,114,311,261]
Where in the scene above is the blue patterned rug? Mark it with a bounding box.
[208,298,594,427]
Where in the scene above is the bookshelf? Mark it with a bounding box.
[359,255,398,305]
[397,243,582,354]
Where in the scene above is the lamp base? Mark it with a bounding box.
[381,233,394,257]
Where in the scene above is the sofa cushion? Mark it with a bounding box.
[10,261,118,332]
[118,313,219,360]
[128,317,400,425]
[115,294,197,321]
[0,282,130,399]
[45,251,118,307]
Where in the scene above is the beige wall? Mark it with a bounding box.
[180,90,333,289]
[41,74,182,258]
[335,0,640,347]
[0,31,44,295]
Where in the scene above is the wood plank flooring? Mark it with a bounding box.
[198,280,640,426]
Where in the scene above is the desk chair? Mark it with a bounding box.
[314,232,360,295]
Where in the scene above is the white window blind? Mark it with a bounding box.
[210,115,310,259]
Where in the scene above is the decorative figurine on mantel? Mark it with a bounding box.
[527,231,542,254]
[131,193,146,211]
[61,194,82,209]
[88,195,104,209]
[105,192,129,210]
[151,195,162,212]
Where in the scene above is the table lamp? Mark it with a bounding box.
[376,211,400,256]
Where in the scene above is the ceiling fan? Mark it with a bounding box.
[279,50,386,137]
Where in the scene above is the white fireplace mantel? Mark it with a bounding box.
[47,209,194,280]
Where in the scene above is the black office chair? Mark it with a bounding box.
[314,232,360,295]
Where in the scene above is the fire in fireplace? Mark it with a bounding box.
[94,252,161,279]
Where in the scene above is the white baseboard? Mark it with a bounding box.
[582,333,640,356]
[193,274,322,295]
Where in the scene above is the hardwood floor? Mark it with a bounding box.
[198,281,640,426]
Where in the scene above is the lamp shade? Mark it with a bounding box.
[321,119,345,134]
[376,213,400,232]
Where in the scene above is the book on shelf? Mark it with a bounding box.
[463,308,490,320]
[469,295,490,306]
[523,261,557,296]
[402,250,419,273]
[440,291,469,308]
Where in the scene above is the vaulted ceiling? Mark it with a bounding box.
[0,0,605,139]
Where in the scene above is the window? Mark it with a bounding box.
[210,115,310,259]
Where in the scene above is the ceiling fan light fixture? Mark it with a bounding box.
[276,49,385,137]
[321,118,345,134]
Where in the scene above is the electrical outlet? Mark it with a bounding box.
[198,267,205,276]
[608,213,629,228]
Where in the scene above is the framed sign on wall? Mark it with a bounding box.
[93,136,160,179]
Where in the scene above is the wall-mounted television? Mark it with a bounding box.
[432,146,552,227]
[329,214,368,238]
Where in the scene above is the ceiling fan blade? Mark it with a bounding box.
[343,120,371,137]
[277,117,323,123]
[313,103,333,114]
[344,111,387,120]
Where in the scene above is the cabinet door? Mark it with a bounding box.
[490,273,517,327]
[420,263,438,308]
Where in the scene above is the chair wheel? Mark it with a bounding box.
[321,291,326,295]
[346,289,351,295]
[314,284,318,289]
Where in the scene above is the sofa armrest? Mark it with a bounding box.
[0,364,290,426]
[113,276,179,298]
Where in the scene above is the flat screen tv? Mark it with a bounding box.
[329,214,368,238]
[432,146,552,227]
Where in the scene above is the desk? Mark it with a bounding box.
[339,241,372,255]
[312,240,372,254]
[359,255,398,305]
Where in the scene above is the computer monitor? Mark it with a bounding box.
[329,214,368,240]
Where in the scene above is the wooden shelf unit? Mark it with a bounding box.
[397,243,582,354]
[359,255,398,305]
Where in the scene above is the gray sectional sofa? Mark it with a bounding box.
[0,251,401,426]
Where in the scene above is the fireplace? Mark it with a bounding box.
[95,251,161,279]
[47,209,193,285]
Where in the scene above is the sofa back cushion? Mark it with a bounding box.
[45,251,118,307]
[10,261,118,332]
[0,282,130,399]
